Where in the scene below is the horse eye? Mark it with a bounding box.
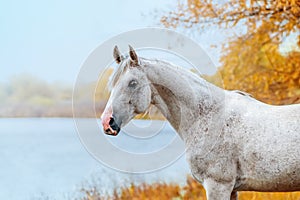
[128,80,137,87]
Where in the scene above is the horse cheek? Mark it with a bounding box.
[143,87,151,110]
[136,87,151,113]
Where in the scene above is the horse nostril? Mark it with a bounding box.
[109,117,115,126]
[109,117,121,133]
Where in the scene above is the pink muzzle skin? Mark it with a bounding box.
[101,106,118,135]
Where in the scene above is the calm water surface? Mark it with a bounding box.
[0,118,190,200]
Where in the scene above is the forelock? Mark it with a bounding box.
[108,57,130,90]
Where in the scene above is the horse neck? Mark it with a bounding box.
[143,59,225,140]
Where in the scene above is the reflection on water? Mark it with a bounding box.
[0,118,189,200]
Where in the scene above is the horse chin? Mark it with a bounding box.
[104,127,120,136]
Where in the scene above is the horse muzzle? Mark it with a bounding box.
[104,117,121,136]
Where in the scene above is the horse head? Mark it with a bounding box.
[101,45,151,136]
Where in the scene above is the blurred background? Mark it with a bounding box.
[1,0,299,199]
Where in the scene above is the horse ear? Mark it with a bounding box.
[129,45,138,65]
[113,45,123,64]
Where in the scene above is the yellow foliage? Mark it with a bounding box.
[162,0,300,44]
[81,176,300,199]
[95,67,114,102]
[214,27,300,105]
[162,0,300,105]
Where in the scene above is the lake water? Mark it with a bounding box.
[0,118,190,200]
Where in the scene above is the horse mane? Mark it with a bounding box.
[108,56,205,90]
[108,56,130,90]
[108,57,156,90]
[233,90,253,97]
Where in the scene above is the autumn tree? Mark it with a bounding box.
[162,0,300,105]
[162,0,300,44]
[220,27,300,104]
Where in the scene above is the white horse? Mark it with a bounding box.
[101,45,300,200]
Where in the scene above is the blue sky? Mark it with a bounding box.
[0,0,177,83]
[1,1,298,84]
